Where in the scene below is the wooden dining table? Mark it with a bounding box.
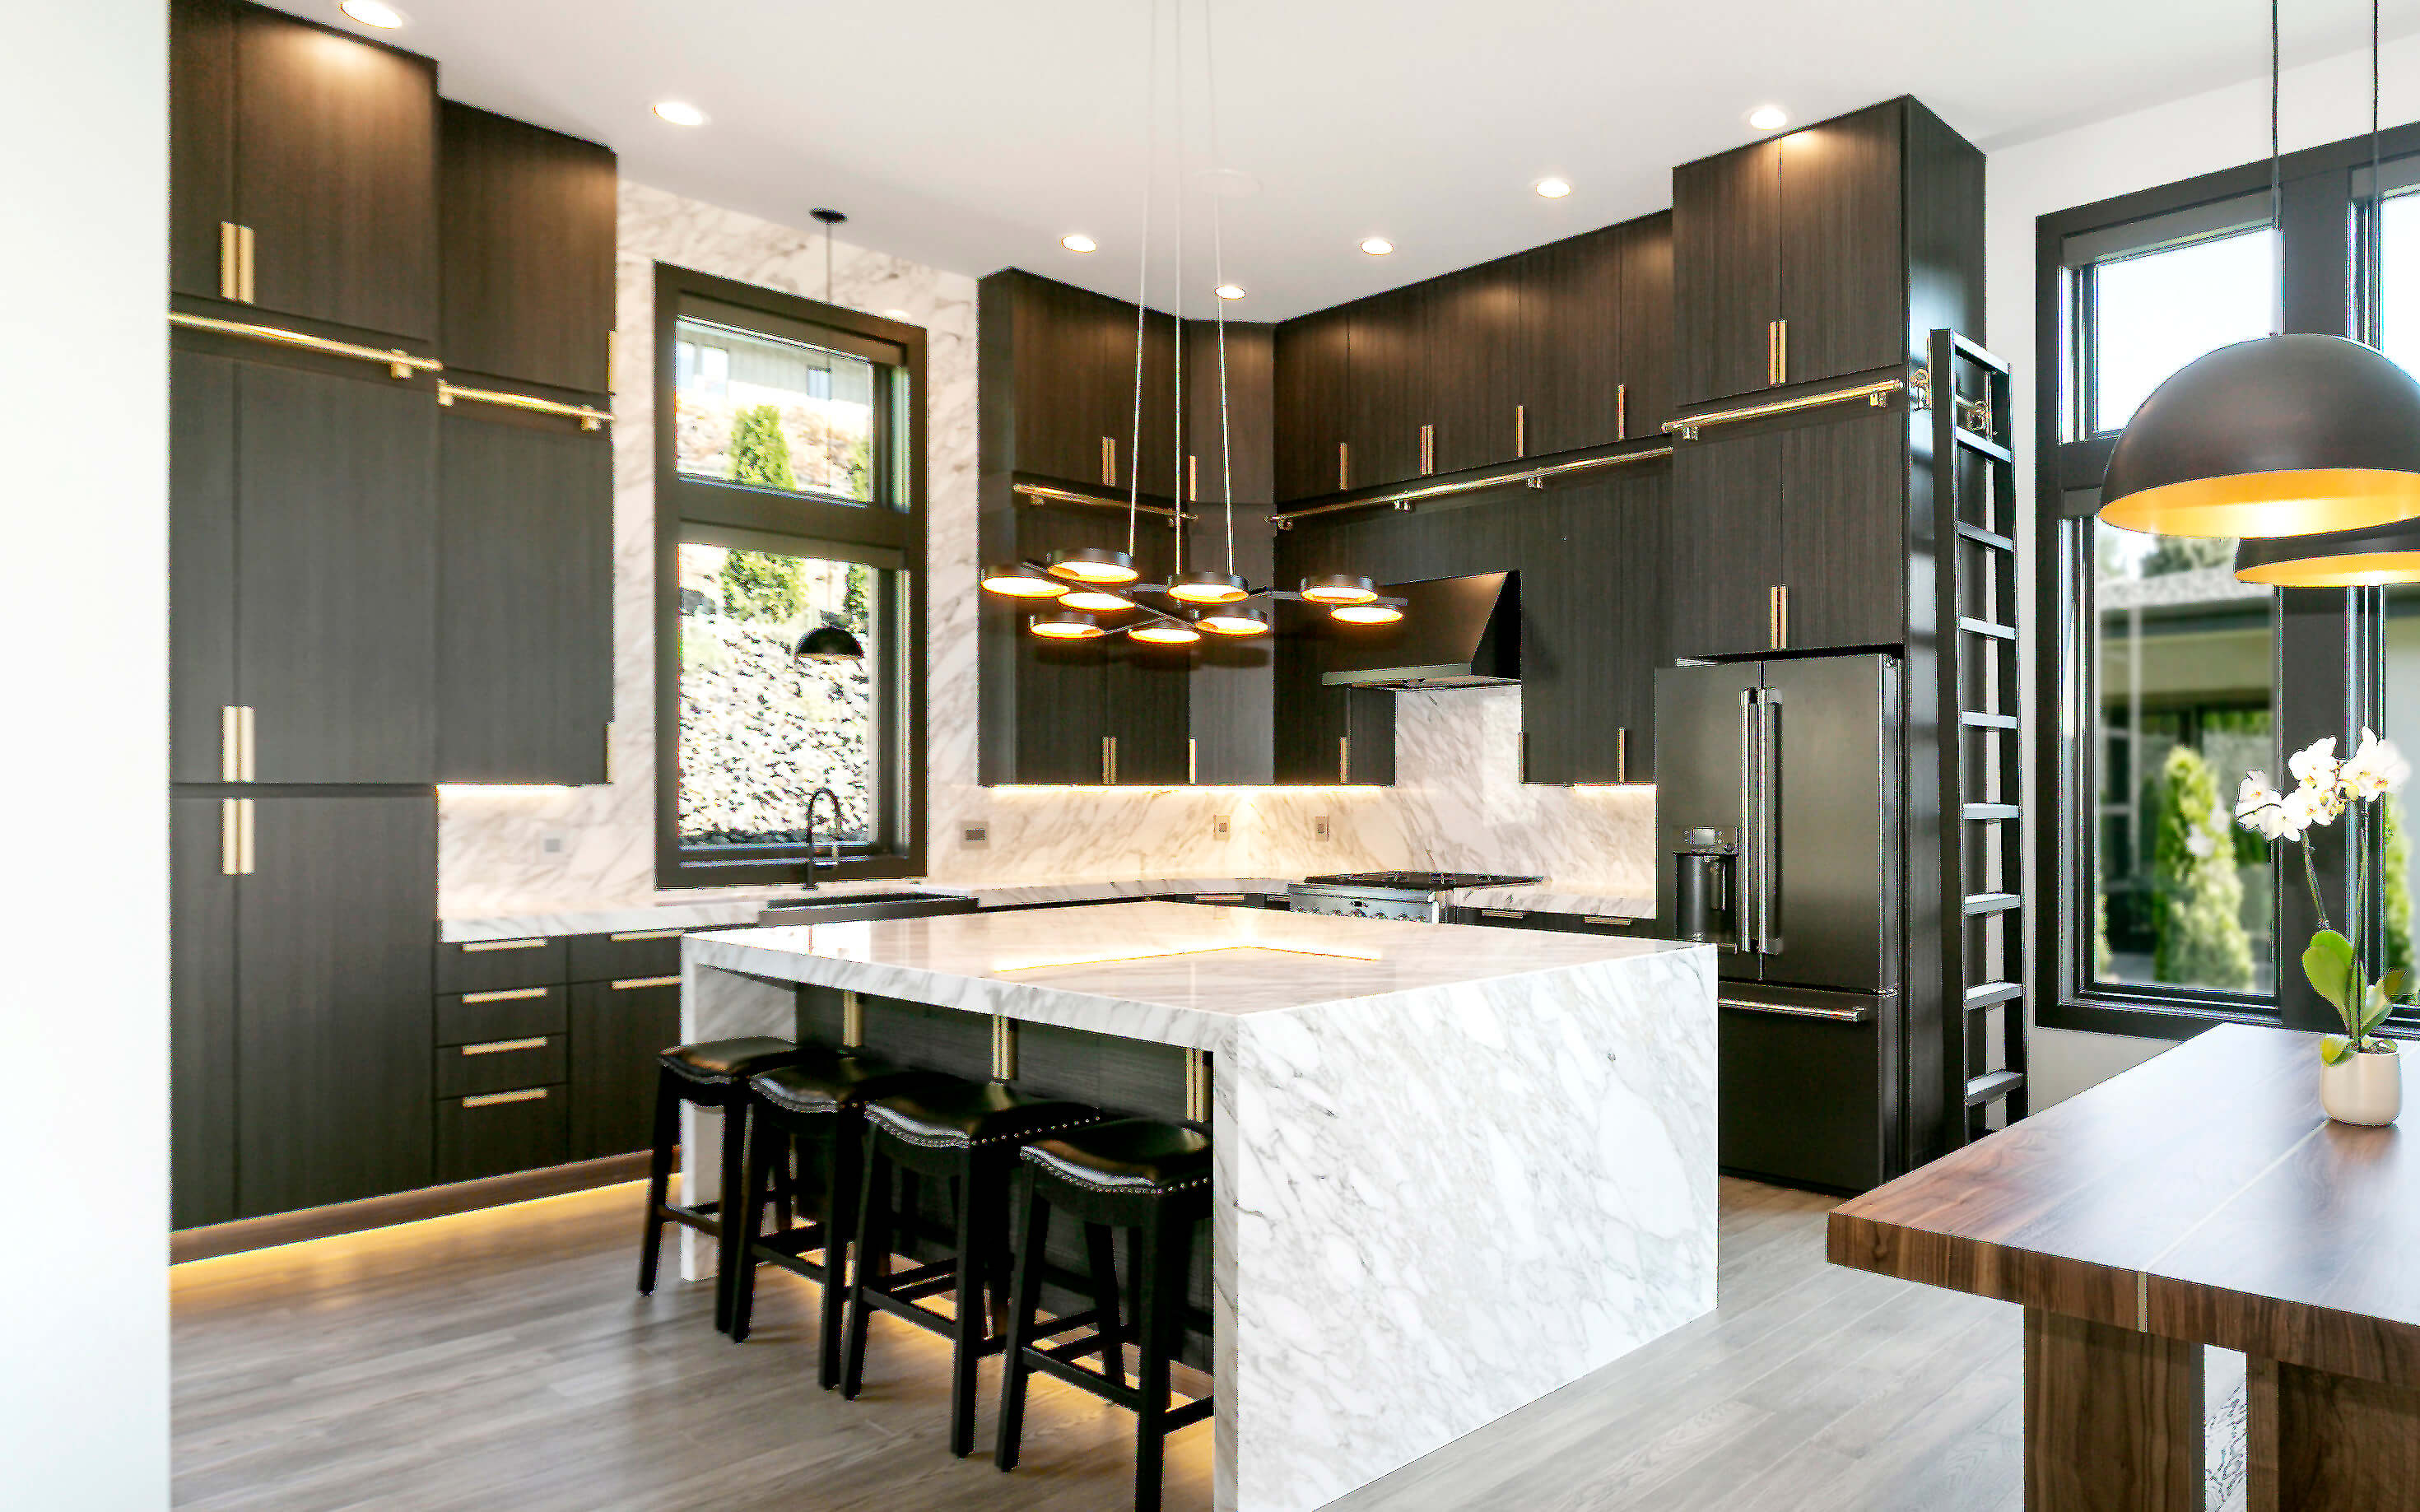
[1830,1023,2420,1510]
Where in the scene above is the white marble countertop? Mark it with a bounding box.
[1441,885,1656,919]
[686,900,1696,1052]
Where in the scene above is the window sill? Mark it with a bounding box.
[2037,993,2279,1042]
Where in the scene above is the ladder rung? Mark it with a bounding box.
[1955,521,2015,553]
[1962,803,2020,821]
[1954,427,2013,463]
[1946,331,2009,374]
[1958,617,2017,641]
[1965,1069,2027,1107]
[1960,711,2018,730]
[1963,892,2022,916]
[1964,982,2022,1011]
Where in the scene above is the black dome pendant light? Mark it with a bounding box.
[2101,0,2420,541]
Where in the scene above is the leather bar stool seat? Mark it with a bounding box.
[841,1074,1102,1457]
[996,1119,1215,1512]
[636,1036,808,1332]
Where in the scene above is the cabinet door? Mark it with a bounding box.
[1273,308,1350,500]
[437,407,612,784]
[439,103,617,394]
[1778,105,1904,386]
[172,798,239,1230]
[1520,226,1622,456]
[236,795,435,1218]
[569,979,681,1161]
[1131,309,1182,502]
[170,348,238,784]
[1779,408,1906,650]
[1673,142,1781,406]
[1427,260,1524,474]
[1523,469,1665,784]
[236,360,437,784]
[1667,427,1783,659]
[170,0,237,301]
[996,505,1110,783]
[1615,214,1675,442]
[1345,288,1424,489]
[233,7,437,338]
[1107,640,1194,784]
[998,275,1098,484]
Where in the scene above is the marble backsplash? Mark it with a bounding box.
[435,183,1654,918]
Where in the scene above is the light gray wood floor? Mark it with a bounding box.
[171,1176,2242,1511]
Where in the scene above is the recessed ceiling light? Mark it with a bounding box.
[1214,284,1245,300]
[653,100,707,127]
[1062,233,1098,254]
[1361,238,1394,257]
[340,0,404,26]
[1748,105,1788,131]
[1534,177,1573,199]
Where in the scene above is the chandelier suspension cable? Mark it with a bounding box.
[2374,0,2385,336]
[1127,0,1158,561]
[1205,0,1236,574]
[2270,0,2283,331]
[1170,0,1185,579]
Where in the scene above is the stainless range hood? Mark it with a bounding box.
[1319,571,1519,690]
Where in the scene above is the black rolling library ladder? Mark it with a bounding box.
[1926,328,2030,1147]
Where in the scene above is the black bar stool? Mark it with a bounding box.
[840,1076,1101,1457]
[725,1046,941,1387]
[994,1118,1213,1512]
[635,1036,807,1332]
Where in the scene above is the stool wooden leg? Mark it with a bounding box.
[995,1176,1052,1473]
[713,1095,751,1333]
[728,1109,778,1344]
[947,1165,989,1458]
[1133,1207,1185,1512]
[1086,1221,1125,1389]
[637,1067,681,1296]
[770,1125,795,1234]
[818,1117,861,1392]
[841,1141,891,1401]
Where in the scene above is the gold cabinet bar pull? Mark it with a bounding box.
[1775,585,1789,649]
[462,1087,548,1109]
[1101,736,1113,785]
[1184,1048,1212,1124]
[461,986,548,1005]
[461,937,547,953]
[461,1036,548,1057]
[1338,441,1351,492]
[1338,735,1351,784]
[1616,383,1628,442]
[1101,435,1117,486]
[1419,423,1435,477]
[1188,737,1198,784]
[1617,727,1629,784]
[1481,909,1525,920]
[1775,319,1787,384]
[610,975,682,992]
[842,989,864,1048]
[221,798,241,877]
[235,798,256,876]
[609,928,684,942]
[1583,916,1636,928]
[220,705,242,783]
[238,705,256,782]
[218,223,243,301]
[436,381,612,430]
[1515,403,1527,458]
[991,1015,1019,1082]
[1188,454,1198,503]
[238,226,257,305]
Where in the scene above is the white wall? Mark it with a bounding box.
[1991,35,2420,1106]
[0,1,170,1504]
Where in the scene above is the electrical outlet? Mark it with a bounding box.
[1314,814,1332,842]
[537,830,568,863]
[1212,813,1231,841]
[961,821,989,849]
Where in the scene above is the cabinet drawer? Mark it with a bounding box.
[435,1085,567,1184]
[567,928,688,984]
[435,1033,568,1096]
[569,978,683,1161]
[436,935,567,993]
[435,984,566,1044]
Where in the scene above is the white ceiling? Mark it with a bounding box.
[282,0,2420,319]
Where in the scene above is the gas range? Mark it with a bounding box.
[1286,871,1544,922]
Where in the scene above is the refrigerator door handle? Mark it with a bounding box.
[1754,691,1781,955]
[1738,690,1760,955]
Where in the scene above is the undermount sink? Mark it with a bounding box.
[754,891,978,926]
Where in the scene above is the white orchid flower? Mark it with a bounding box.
[2288,736,2342,794]
[2343,727,2412,803]
[2236,770,2283,821]
[2285,785,2334,831]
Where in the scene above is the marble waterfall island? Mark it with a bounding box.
[682,901,1717,1512]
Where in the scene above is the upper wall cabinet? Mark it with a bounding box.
[439,103,617,395]
[170,0,439,342]
[980,270,1177,496]
[1673,99,1980,408]
[1519,214,1673,456]
[1273,307,1350,502]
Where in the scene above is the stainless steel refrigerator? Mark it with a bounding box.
[1654,653,1902,1191]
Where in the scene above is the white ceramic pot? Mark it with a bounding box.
[2320,1044,2403,1127]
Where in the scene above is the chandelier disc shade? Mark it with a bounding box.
[1030,610,1108,640]
[1198,605,1272,636]
[1329,602,1405,625]
[981,561,1070,598]
[1170,570,1250,604]
[1131,619,1203,644]
[1048,547,1142,585]
[1300,573,1379,606]
[1060,587,1140,613]
[2099,338,2420,539]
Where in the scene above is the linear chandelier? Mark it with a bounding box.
[978,0,1407,646]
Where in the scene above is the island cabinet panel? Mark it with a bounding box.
[569,979,683,1161]
[435,403,612,784]
[1523,467,1667,784]
[1273,306,1350,500]
[1426,258,1527,474]
[170,0,439,337]
[171,798,240,1230]
[233,795,436,1220]
[438,102,618,395]
[1345,287,1425,490]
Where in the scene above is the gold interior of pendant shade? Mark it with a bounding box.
[1060,589,1138,612]
[1131,622,1202,644]
[2098,468,2420,539]
[1048,550,1141,585]
[1330,602,1403,624]
[1198,609,1270,636]
[981,565,1068,598]
[1170,579,1249,604]
[2236,549,2420,586]
[1031,613,1106,640]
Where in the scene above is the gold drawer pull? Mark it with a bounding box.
[461,937,547,953]
[1480,909,1525,919]
[611,975,682,991]
[1583,916,1636,928]
[461,986,548,1005]
[462,1087,549,1109]
[609,928,684,942]
[462,1037,548,1056]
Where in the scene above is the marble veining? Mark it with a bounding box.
[435,182,1657,924]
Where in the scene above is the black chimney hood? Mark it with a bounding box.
[1319,572,1519,690]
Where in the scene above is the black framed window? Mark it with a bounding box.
[654,264,926,888]
[2038,122,2420,1039]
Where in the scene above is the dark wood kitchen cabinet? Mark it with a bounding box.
[1345,286,1425,490]
[1673,98,1979,407]
[1667,426,1785,659]
[171,340,438,785]
[171,798,240,1230]
[1273,306,1350,500]
[1519,214,1673,454]
[439,102,618,395]
[170,0,439,341]
[1522,467,1666,784]
[569,979,682,1161]
[979,269,1177,495]
[1184,321,1278,784]
[1427,258,1528,474]
[436,403,612,784]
